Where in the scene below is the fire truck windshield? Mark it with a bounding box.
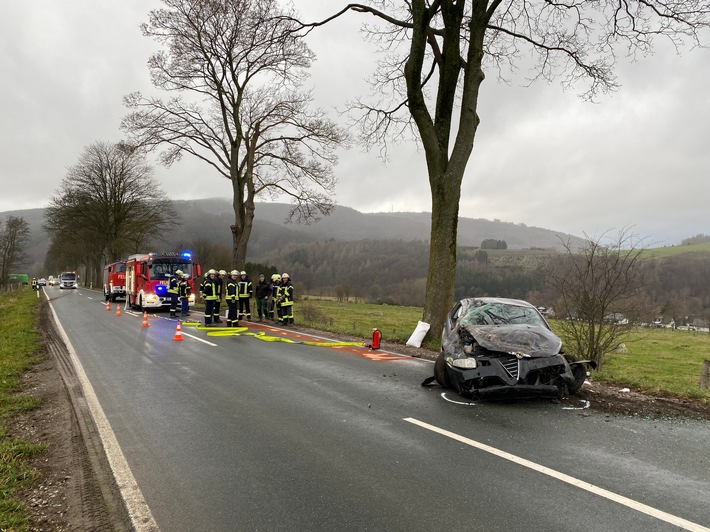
[148,261,193,280]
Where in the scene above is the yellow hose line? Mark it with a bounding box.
[192,325,364,348]
[206,328,249,336]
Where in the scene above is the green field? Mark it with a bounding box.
[298,297,424,343]
[639,243,710,258]
[590,327,710,401]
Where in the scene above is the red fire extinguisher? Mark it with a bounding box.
[371,328,381,350]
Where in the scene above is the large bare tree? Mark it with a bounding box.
[121,0,349,268]
[44,142,175,285]
[301,0,709,343]
[0,216,31,284]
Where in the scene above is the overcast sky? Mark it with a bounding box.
[2,1,709,246]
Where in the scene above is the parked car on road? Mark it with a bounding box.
[432,297,594,400]
[37,278,47,286]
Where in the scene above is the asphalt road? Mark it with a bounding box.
[47,286,710,531]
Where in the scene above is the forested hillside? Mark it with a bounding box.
[164,199,585,255]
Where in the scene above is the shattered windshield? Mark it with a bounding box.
[459,301,547,328]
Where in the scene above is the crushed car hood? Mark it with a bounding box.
[466,324,562,357]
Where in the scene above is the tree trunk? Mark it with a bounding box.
[700,360,710,390]
[422,167,463,346]
[230,177,255,269]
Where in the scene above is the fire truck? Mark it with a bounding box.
[103,261,126,302]
[124,251,201,310]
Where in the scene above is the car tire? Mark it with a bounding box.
[565,355,587,395]
[434,352,452,389]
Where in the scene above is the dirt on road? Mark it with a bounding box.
[7,303,710,530]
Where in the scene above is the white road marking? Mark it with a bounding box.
[182,331,218,346]
[48,302,159,531]
[441,392,477,406]
[404,417,709,532]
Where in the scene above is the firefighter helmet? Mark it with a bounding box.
[175,269,183,276]
[240,271,246,275]
[230,270,239,276]
[182,273,189,279]
[208,269,216,275]
[282,273,289,279]
[273,274,281,281]
[219,269,227,276]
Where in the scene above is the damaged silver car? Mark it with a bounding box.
[431,297,593,400]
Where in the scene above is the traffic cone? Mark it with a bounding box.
[141,311,150,327]
[105,300,111,311]
[172,321,184,341]
[115,304,122,316]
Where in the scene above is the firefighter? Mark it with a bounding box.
[31,277,38,291]
[202,269,218,326]
[254,273,271,323]
[237,271,253,321]
[168,269,182,318]
[214,270,227,324]
[179,273,191,317]
[225,270,240,327]
[269,274,281,321]
[199,272,209,300]
[279,273,294,325]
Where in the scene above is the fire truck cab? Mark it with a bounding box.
[124,251,200,310]
[103,261,126,302]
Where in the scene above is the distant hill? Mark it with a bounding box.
[169,199,587,254]
[3,199,587,275]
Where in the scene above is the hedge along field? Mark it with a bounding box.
[0,288,46,530]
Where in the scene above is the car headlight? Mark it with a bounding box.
[452,358,478,369]
[146,294,158,303]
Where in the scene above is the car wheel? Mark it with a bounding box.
[565,355,587,395]
[434,352,452,389]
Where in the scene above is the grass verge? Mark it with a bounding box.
[0,288,46,531]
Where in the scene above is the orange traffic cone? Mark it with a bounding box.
[105,300,111,311]
[115,304,122,316]
[141,311,150,327]
[172,321,184,341]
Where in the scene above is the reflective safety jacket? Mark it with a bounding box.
[179,280,191,299]
[238,277,253,298]
[226,278,238,302]
[202,277,218,300]
[280,281,294,307]
[167,274,180,295]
